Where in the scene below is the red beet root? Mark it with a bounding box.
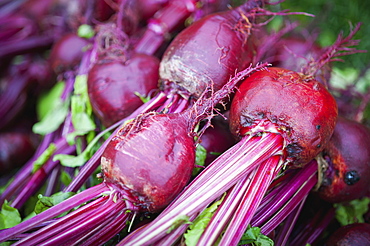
[318,117,370,203]
[159,0,260,98]
[229,67,338,167]
[326,223,370,246]
[49,33,90,74]
[102,112,195,212]
[87,52,160,127]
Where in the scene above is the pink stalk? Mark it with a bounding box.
[197,172,255,244]
[0,184,107,242]
[10,139,76,209]
[260,173,317,235]
[274,196,307,246]
[134,0,197,55]
[118,133,284,245]
[251,160,318,227]
[219,155,283,245]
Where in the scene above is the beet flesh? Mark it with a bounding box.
[229,67,338,167]
[101,112,195,212]
[318,117,370,203]
[87,53,160,127]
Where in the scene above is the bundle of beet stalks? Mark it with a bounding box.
[0,0,369,245]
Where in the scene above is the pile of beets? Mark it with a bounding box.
[0,0,369,245]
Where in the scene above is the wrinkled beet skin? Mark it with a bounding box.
[159,8,254,98]
[229,67,338,167]
[49,33,90,74]
[87,53,160,127]
[318,117,370,203]
[326,223,370,246]
[101,112,195,212]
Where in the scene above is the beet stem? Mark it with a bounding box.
[197,172,254,244]
[118,133,283,245]
[274,196,307,246]
[260,172,317,235]
[0,184,108,242]
[219,155,283,245]
[251,160,318,227]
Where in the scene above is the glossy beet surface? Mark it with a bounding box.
[87,53,160,127]
[229,67,338,167]
[101,112,195,212]
[326,223,370,246]
[318,117,370,203]
[159,2,257,98]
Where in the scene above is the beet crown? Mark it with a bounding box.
[229,67,338,167]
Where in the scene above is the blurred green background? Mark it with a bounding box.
[279,0,369,71]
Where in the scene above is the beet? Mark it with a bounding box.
[159,2,258,98]
[49,33,90,74]
[0,132,37,175]
[64,0,266,195]
[318,117,370,203]
[87,52,160,127]
[229,67,338,167]
[102,112,195,212]
[326,223,370,246]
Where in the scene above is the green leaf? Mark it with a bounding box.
[36,81,65,120]
[77,24,95,39]
[167,215,192,234]
[0,201,22,230]
[239,227,274,246]
[0,241,14,246]
[60,170,73,186]
[53,152,88,168]
[32,143,57,173]
[134,91,151,103]
[184,195,224,246]
[32,98,70,135]
[334,197,370,226]
[67,75,96,144]
[34,192,75,215]
[195,144,207,167]
[192,144,207,176]
[54,125,108,168]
